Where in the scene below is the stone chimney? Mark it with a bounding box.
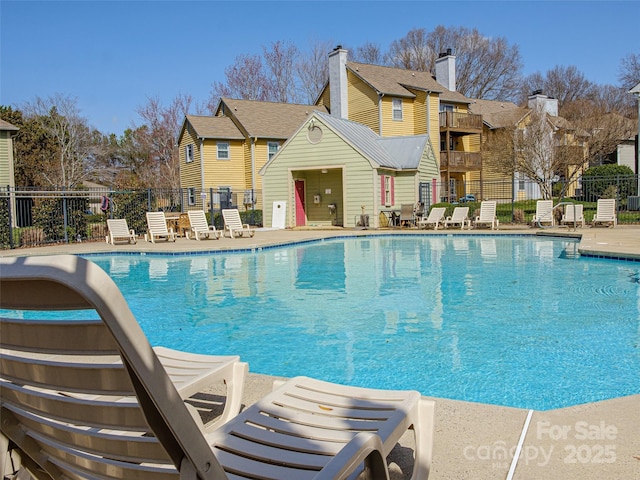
[435,48,456,91]
[527,90,558,117]
[328,46,349,119]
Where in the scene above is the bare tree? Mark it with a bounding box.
[135,93,194,189]
[514,107,584,199]
[386,26,522,100]
[619,52,640,89]
[296,39,333,104]
[263,41,299,103]
[351,41,385,65]
[208,54,273,110]
[22,93,98,188]
[519,65,595,109]
[386,28,431,71]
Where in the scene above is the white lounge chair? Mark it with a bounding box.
[222,208,255,238]
[106,218,137,244]
[417,206,446,230]
[473,200,499,230]
[0,255,436,480]
[444,206,470,230]
[561,203,585,228]
[531,200,555,227]
[145,211,177,242]
[591,198,617,227]
[187,210,219,240]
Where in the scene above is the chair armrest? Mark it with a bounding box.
[315,432,389,480]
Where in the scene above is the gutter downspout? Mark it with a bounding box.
[199,138,205,190]
[378,93,384,136]
[251,137,257,201]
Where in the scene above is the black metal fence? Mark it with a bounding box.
[0,187,262,249]
[1,176,639,249]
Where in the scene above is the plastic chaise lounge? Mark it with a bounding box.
[473,200,499,230]
[106,218,137,245]
[591,198,617,227]
[222,208,255,238]
[444,206,470,230]
[0,255,436,480]
[417,206,446,230]
[561,203,585,228]
[145,211,177,243]
[531,199,554,227]
[187,210,219,240]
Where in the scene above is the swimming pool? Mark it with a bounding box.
[27,236,640,410]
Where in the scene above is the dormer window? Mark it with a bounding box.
[392,98,403,121]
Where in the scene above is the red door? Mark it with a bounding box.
[295,180,306,226]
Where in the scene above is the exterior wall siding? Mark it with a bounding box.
[202,139,246,191]
[263,117,377,228]
[0,131,14,187]
[410,89,428,136]
[179,126,202,189]
[347,72,379,133]
[380,97,415,137]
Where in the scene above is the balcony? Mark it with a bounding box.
[439,112,483,133]
[440,151,482,171]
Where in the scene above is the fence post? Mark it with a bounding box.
[62,188,69,244]
[7,185,14,249]
[147,189,152,212]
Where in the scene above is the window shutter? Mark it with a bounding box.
[380,175,385,205]
[390,177,395,205]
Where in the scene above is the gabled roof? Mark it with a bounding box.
[629,82,640,94]
[301,111,429,170]
[0,119,19,131]
[218,98,327,139]
[183,115,244,140]
[346,62,471,104]
[468,99,528,129]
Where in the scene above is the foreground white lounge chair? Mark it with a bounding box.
[106,218,137,244]
[531,200,554,227]
[561,203,585,228]
[417,206,446,230]
[591,198,617,227]
[0,255,435,480]
[444,207,470,230]
[222,208,255,238]
[187,210,219,240]
[474,200,499,230]
[145,211,177,242]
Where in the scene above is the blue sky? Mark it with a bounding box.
[1,0,638,136]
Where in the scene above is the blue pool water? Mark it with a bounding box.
[13,236,640,410]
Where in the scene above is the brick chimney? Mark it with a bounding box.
[328,46,349,119]
[527,90,558,117]
[435,48,456,91]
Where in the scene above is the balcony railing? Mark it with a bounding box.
[439,112,483,130]
[440,151,482,170]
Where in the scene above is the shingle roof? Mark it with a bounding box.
[347,62,472,104]
[314,111,428,170]
[0,119,19,131]
[219,98,328,139]
[468,99,529,129]
[185,115,244,140]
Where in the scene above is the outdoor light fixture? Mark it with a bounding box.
[321,169,328,174]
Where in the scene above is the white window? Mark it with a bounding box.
[267,142,279,161]
[392,98,403,121]
[187,187,196,205]
[217,142,229,160]
[185,144,194,163]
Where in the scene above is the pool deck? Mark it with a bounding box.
[1,225,639,479]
